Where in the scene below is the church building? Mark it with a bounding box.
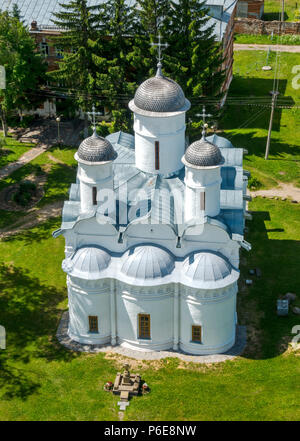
[53,60,251,355]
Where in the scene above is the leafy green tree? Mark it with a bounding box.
[49,0,102,136]
[164,0,225,113]
[0,11,46,136]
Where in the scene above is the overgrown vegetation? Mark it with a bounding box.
[234,33,300,46]
[12,181,37,206]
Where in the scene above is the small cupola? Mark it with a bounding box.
[75,130,117,164]
[75,128,117,213]
[183,116,223,220]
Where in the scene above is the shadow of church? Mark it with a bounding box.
[238,207,300,360]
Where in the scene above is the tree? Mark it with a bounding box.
[11,3,24,23]
[129,0,170,83]
[163,0,225,113]
[0,11,46,136]
[95,0,138,132]
[49,0,102,136]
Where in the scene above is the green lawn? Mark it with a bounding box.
[0,198,299,420]
[263,0,299,21]
[0,145,77,230]
[220,51,300,189]
[234,33,300,45]
[0,135,35,169]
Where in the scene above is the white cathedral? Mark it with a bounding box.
[53,60,251,355]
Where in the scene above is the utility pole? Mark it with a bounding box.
[281,0,285,22]
[265,91,279,160]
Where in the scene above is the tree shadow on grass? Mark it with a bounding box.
[221,130,300,159]
[238,207,300,360]
[263,12,289,21]
[0,262,78,400]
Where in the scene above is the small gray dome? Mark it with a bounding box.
[184,252,231,282]
[62,246,111,279]
[184,138,223,167]
[77,131,117,162]
[121,245,174,280]
[133,68,186,113]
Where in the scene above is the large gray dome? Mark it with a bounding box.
[77,131,117,163]
[133,63,187,113]
[184,138,223,167]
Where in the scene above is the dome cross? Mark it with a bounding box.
[87,104,103,132]
[196,106,212,139]
[151,34,168,63]
[151,34,168,77]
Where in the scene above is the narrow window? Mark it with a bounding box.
[200,191,205,210]
[89,316,98,333]
[138,314,151,339]
[192,325,202,343]
[92,186,97,205]
[155,141,160,170]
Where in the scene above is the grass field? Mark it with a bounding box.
[234,33,300,45]
[220,51,300,189]
[264,0,299,21]
[0,136,35,169]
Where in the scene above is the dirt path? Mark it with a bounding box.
[0,119,83,180]
[250,182,300,202]
[234,43,300,53]
[0,143,50,180]
[0,201,63,239]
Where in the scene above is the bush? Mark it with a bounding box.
[13,181,37,206]
[248,176,262,190]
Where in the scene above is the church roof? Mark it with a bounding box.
[76,131,117,163]
[183,251,232,283]
[183,137,224,168]
[129,64,190,116]
[61,245,239,288]
[53,131,245,241]
[121,245,175,280]
[63,246,111,280]
[206,134,234,149]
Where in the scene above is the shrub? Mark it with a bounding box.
[248,176,262,190]
[13,181,37,206]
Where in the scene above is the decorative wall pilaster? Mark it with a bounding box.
[110,279,117,345]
